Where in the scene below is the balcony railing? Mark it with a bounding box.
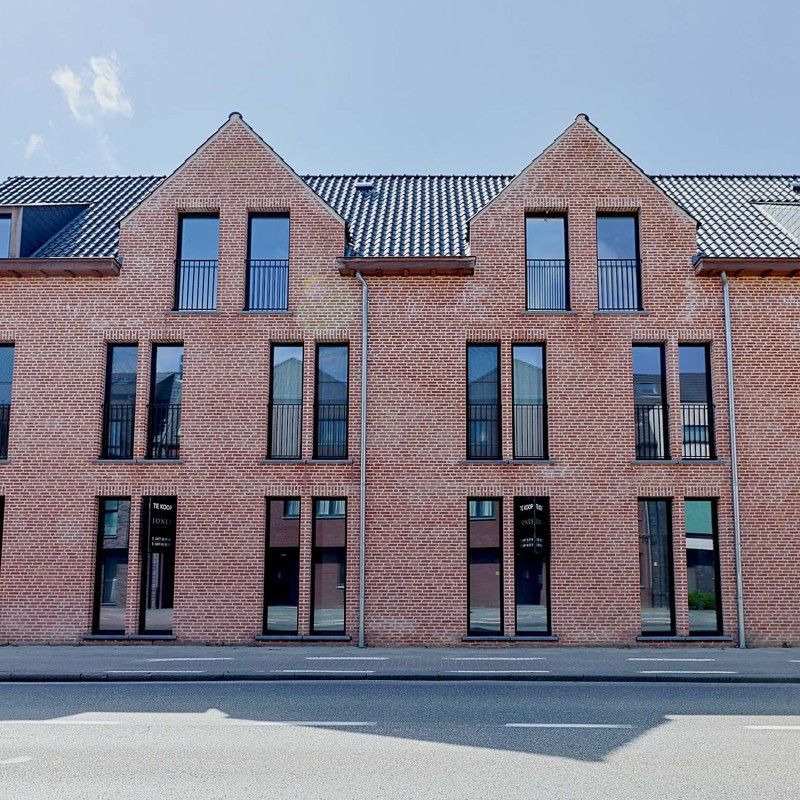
[513,402,548,459]
[269,401,302,459]
[681,402,715,460]
[634,402,668,460]
[175,259,217,311]
[0,404,9,459]
[314,403,348,459]
[468,403,501,460]
[147,403,181,459]
[526,259,569,310]
[597,259,642,310]
[247,259,289,311]
[102,402,135,459]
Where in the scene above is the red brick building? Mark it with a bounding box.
[0,112,797,647]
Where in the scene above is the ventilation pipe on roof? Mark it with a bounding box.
[720,271,746,648]
[355,271,368,648]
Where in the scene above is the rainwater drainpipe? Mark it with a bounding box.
[355,271,368,648]
[720,270,746,648]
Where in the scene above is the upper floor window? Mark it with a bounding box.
[147,345,183,459]
[512,344,547,459]
[632,344,668,460]
[0,345,13,459]
[679,344,715,460]
[0,214,11,258]
[247,214,290,311]
[525,215,568,310]
[597,214,641,311]
[269,343,303,459]
[101,344,138,460]
[467,344,500,460]
[175,214,219,311]
[314,344,349,460]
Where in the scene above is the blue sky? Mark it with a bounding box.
[1,0,798,178]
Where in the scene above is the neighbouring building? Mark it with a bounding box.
[0,112,797,647]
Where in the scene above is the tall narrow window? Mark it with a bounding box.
[93,498,131,634]
[512,344,547,459]
[311,498,347,634]
[0,497,5,567]
[597,214,641,310]
[0,214,10,258]
[632,344,668,460]
[175,214,219,311]
[264,498,301,634]
[247,214,290,311]
[148,345,183,459]
[679,344,715,459]
[525,215,568,310]
[140,496,177,634]
[685,499,722,635]
[269,344,303,459]
[514,497,550,634]
[468,498,502,635]
[638,499,674,635]
[101,344,137,459]
[314,344,348,459]
[467,344,500,460]
[0,345,13,460]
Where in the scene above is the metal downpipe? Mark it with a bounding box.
[355,271,368,648]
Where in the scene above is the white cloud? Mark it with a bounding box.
[90,55,133,118]
[24,133,44,159]
[51,66,91,122]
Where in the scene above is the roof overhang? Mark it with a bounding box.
[337,256,475,277]
[694,256,800,277]
[0,257,120,277]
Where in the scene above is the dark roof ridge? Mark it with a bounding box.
[653,174,800,179]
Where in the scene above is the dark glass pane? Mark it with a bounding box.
[513,346,546,459]
[315,345,348,459]
[265,499,300,634]
[597,215,637,260]
[467,345,500,459]
[515,497,550,634]
[468,499,502,635]
[525,217,565,260]
[270,345,303,459]
[0,215,10,258]
[312,498,346,633]
[141,496,177,634]
[250,215,289,260]
[513,346,544,404]
[467,346,498,404]
[638,499,674,634]
[152,346,183,404]
[679,345,710,404]
[0,346,14,405]
[632,346,664,403]
[317,345,348,404]
[685,500,721,634]
[107,345,137,405]
[179,215,219,261]
[95,498,131,634]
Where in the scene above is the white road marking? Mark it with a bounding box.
[506,723,634,729]
[0,756,33,764]
[234,720,377,727]
[451,669,550,674]
[789,660,800,664]
[145,657,234,662]
[746,725,800,731]
[638,670,737,675]
[304,656,389,661]
[627,657,715,662]
[272,669,375,674]
[0,720,119,726]
[443,657,547,661]
[107,670,207,674]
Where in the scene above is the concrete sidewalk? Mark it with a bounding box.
[1,644,799,682]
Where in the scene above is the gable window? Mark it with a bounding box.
[467,344,500,460]
[632,344,668,460]
[525,215,568,310]
[269,344,303,459]
[314,344,349,460]
[147,345,183,459]
[0,345,14,460]
[0,214,10,258]
[638,498,674,635]
[597,214,642,310]
[101,344,137,459]
[175,214,219,311]
[512,344,547,459]
[247,214,290,311]
[679,344,715,459]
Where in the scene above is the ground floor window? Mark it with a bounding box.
[467,498,502,635]
[93,498,131,634]
[140,496,177,634]
[514,497,550,634]
[638,498,674,635]
[685,498,722,635]
[264,498,300,634]
[311,498,346,634]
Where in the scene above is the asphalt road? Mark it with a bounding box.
[0,681,798,799]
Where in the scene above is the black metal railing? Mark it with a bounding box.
[513,402,548,459]
[269,402,302,458]
[597,259,642,310]
[314,403,348,459]
[175,259,217,311]
[634,402,668,460]
[526,259,569,310]
[101,402,135,459]
[0,404,9,459]
[681,402,715,460]
[468,403,501,460]
[147,403,181,459]
[247,259,289,311]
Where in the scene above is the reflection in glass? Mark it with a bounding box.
[467,345,500,459]
[512,345,546,459]
[141,496,177,634]
[685,499,721,634]
[0,345,14,459]
[525,216,568,310]
[679,344,714,459]
[148,345,183,459]
[632,344,668,460]
[0,215,10,258]
[177,214,219,310]
[270,345,303,458]
[468,499,502,635]
[248,214,290,310]
[94,498,131,634]
[315,345,348,459]
[597,214,640,310]
[312,498,347,633]
[102,345,137,459]
[514,497,550,634]
[638,499,674,634]
[265,499,300,634]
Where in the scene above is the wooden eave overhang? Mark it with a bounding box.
[0,257,120,278]
[694,256,800,277]
[337,256,475,277]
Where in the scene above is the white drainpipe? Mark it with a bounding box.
[355,271,368,648]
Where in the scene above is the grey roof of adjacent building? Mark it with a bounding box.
[2,172,800,261]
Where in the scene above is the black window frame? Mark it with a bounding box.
[264,496,301,636]
[466,342,501,461]
[138,495,178,636]
[246,212,291,311]
[313,343,349,460]
[685,497,723,636]
[511,342,548,460]
[101,342,138,460]
[267,342,304,460]
[92,496,132,635]
[467,496,504,637]
[632,342,670,460]
[524,213,570,311]
[174,212,219,312]
[147,343,183,460]
[0,213,11,258]
[0,343,13,461]
[310,496,348,636]
[679,343,716,460]
[513,496,551,636]
[638,497,676,637]
[596,212,642,311]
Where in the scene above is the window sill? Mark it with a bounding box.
[511,635,559,642]
[239,309,292,316]
[636,635,733,643]
[304,634,352,642]
[461,635,509,642]
[254,635,302,642]
[94,458,136,464]
[460,459,554,465]
[593,310,648,316]
[83,634,128,641]
[462,635,560,642]
[0,458,10,464]
[261,458,354,465]
[136,458,184,465]
[166,309,220,315]
[521,309,576,316]
[83,633,177,641]
[632,459,727,466]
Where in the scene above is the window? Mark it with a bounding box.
[93,498,131,634]
[0,345,13,459]
[175,214,219,311]
[597,214,641,310]
[247,214,290,311]
[632,344,668,460]
[468,498,502,635]
[514,497,550,635]
[0,497,5,567]
[311,498,347,634]
[679,344,715,459]
[467,344,500,460]
[140,496,177,634]
[314,344,349,459]
[265,498,300,635]
[512,344,547,459]
[269,344,303,459]
[0,214,10,258]
[685,499,722,635]
[525,215,569,310]
[147,345,183,459]
[638,499,674,635]
[101,344,137,459]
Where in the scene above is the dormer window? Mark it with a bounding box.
[0,214,11,258]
